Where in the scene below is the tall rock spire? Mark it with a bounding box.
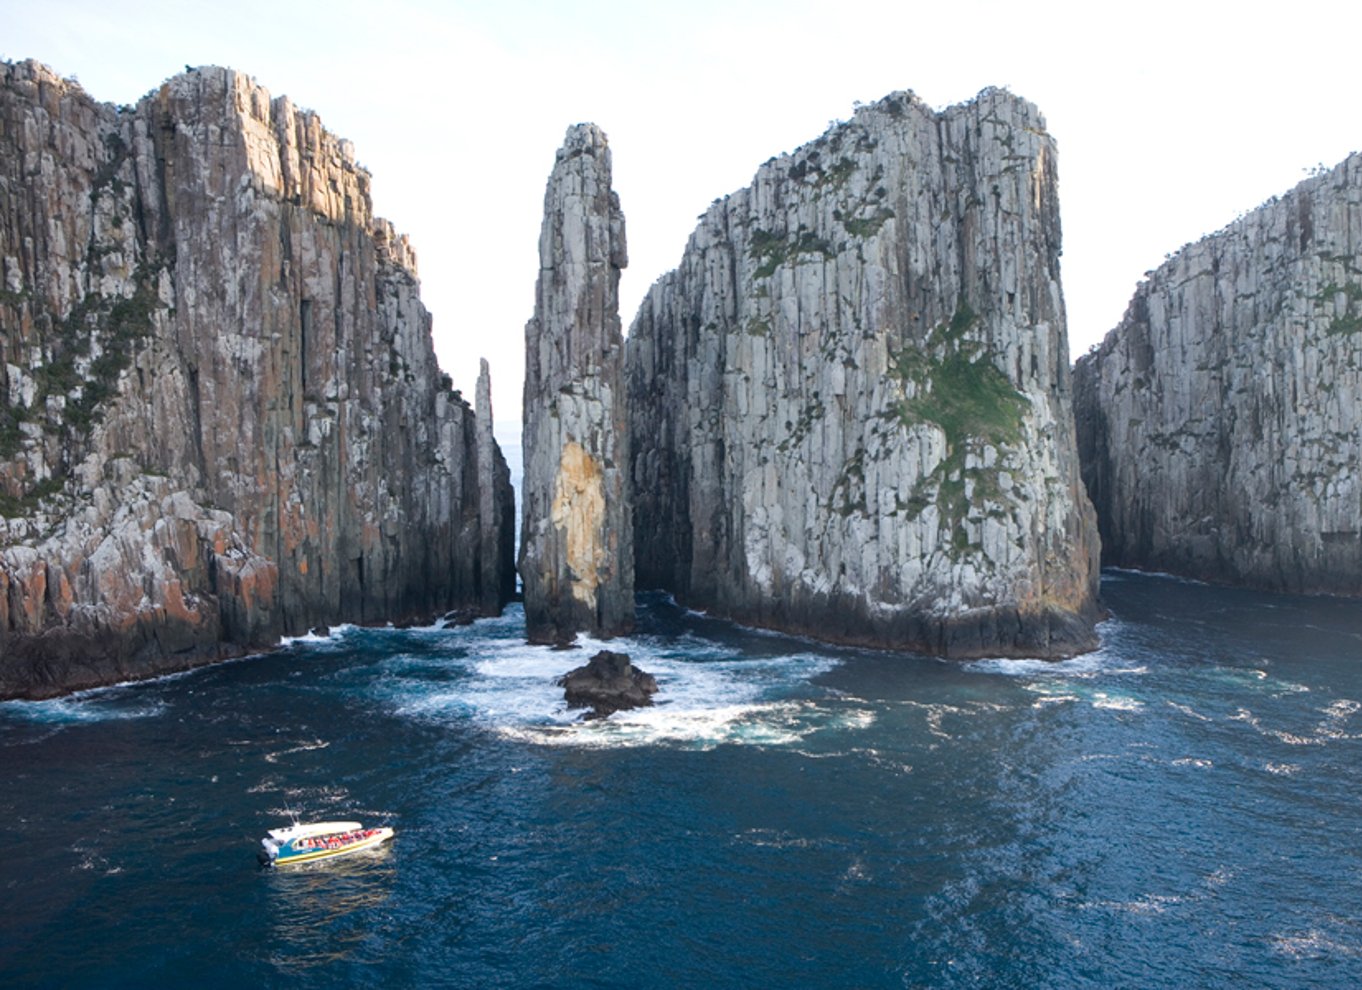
[476,358,516,615]
[520,123,633,644]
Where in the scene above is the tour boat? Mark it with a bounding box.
[258,820,394,867]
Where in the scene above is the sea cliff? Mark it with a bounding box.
[0,61,515,698]
[627,89,1101,658]
[1074,154,1362,594]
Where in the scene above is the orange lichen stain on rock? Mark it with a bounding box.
[550,441,606,610]
[162,579,203,625]
[239,557,278,613]
[48,565,75,621]
[21,560,47,631]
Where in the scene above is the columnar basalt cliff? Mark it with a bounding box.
[521,124,633,644]
[0,61,515,698]
[627,89,1100,658]
[1074,155,1362,594]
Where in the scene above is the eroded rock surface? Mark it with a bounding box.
[521,123,633,644]
[0,61,515,698]
[1074,155,1362,594]
[627,89,1100,658]
[557,649,657,719]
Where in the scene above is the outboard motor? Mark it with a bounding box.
[258,838,279,868]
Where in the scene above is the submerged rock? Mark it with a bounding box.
[0,61,516,699]
[520,123,633,645]
[626,88,1100,659]
[557,649,658,720]
[1074,153,1362,594]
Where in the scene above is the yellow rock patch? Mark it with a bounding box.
[550,441,605,609]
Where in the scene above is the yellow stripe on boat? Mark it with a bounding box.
[263,825,395,866]
[278,830,393,864]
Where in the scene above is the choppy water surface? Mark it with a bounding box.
[3,571,1361,988]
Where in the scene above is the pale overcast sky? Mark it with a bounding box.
[5,0,1360,417]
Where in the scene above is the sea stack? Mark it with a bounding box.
[520,124,633,644]
[0,61,516,698]
[627,89,1101,658]
[1074,154,1362,594]
[476,358,517,614]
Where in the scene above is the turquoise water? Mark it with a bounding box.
[2,571,1361,988]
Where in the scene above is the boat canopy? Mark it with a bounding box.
[267,821,364,842]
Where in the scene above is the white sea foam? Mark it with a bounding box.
[1264,762,1300,776]
[1090,892,1185,915]
[273,784,349,808]
[1104,566,1209,586]
[850,747,913,774]
[965,645,1145,680]
[0,646,277,724]
[371,619,844,749]
[1271,730,1321,746]
[499,700,817,750]
[278,623,357,648]
[3,694,168,724]
[734,828,824,850]
[1166,700,1213,722]
[1203,866,1237,889]
[1269,929,1362,958]
[72,842,108,873]
[1226,699,1362,747]
[1091,693,1144,712]
[1323,699,1362,718]
[1031,693,1079,707]
[902,700,970,740]
[263,739,331,764]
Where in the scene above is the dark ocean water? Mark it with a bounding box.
[2,571,1361,989]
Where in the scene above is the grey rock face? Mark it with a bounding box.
[557,649,658,720]
[0,61,515,698]
[627,89,1100,658]
[521,124,633,644]
[1074,155,1362,594]
[477,359,516,614]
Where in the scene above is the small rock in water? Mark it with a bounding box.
[557,650,658,720]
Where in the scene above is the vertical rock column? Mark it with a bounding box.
[476,358,516,614]
[520,124,633,643]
